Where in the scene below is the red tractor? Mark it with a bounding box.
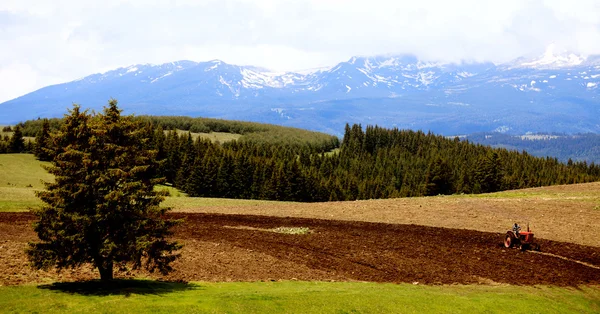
[504,223,540,251]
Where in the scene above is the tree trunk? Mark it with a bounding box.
[98,261,114,281]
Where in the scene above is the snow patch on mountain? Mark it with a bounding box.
[150,72,173,83]
[520,44,585,69]
[219,76,239,96]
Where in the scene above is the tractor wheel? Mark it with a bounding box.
[504,234,513,248]
[520,243,530,251]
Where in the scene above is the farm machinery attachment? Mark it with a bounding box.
[504,223,540,251]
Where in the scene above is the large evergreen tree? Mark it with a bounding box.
[27,101,181,281]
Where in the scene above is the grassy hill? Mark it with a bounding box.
[0,154,289,212]
[2,153,599,246]
[1,154,599,313]
[15,115,340,152]
[0,154,52,211]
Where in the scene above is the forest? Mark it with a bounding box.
[8,115,340,153]
[4,116,600,202]
[153,124,599,201]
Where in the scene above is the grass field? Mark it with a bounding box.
[0,130,36,143]
[2,154,600,246]
[0,154,52,189]
[0,155,282,212]
[0,154,51,211]
[0,280,598,313]
[1,154,599,313]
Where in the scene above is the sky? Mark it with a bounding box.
[1,0,600,103]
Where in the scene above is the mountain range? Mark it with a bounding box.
[2,45,599,136]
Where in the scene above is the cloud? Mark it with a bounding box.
[1,0,600,102]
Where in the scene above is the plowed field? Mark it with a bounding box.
[1,212,599,286]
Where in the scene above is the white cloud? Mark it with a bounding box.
[0,63,40,102]
[1,0,600,102]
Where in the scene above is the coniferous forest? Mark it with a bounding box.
[16,115,600,202]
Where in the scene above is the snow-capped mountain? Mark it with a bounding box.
[507,44,593,69]
[2,48,600,135]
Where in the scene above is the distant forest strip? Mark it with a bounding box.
[8,116,600,202]
[12,115,340,153]
[118,124,600,202]
[465,132,600,164]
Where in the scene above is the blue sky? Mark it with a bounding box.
[1,0,600,103]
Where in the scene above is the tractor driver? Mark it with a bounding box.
[512,223,521,235]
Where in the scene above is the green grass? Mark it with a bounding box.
[0,280,598,313]
[0,154,288,212]
[154,184,188,197]
[0,154,52,189]
[324,148,340,156]
[2,154,598,212]
[171,129,242,143]
[456,188,600,201]
[0,186,43,212]
[0,130,35,143]
[0,154,52,212]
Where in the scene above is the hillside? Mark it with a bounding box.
[1,154,599,247]
[16,115,340,153]
[159,124,600,202]
[177,182,600,248]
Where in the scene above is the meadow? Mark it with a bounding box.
[0,281,598,313]
[1,153,599,313]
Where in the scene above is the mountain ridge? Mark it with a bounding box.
[2,48,600,136]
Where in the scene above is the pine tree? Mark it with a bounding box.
[474,151,502,193]
[424,157,453,196]
[9,125,25,153]
[27,101,181,281]
[34,119,52,161]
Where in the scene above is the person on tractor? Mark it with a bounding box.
[512,223,521,236]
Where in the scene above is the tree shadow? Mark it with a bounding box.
[37,279,203,296]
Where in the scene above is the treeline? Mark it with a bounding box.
[18,115,339,153]
[466,132,600,164]
[0,125,33,153]
[122,124,599,202]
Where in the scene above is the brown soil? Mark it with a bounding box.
[175,182,600,247]
[1,212,599,286]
